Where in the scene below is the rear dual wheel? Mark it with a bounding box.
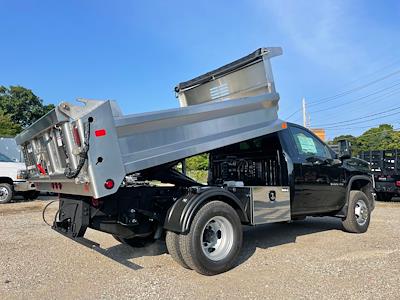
[166,201,243,276]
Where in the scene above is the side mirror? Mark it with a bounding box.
[338,139,352,160]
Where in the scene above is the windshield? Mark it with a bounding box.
[0,152,13,162]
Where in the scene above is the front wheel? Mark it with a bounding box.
[0,183,13,204]
[342,190,371,233]
[179,201,243,275]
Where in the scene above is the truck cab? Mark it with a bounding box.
[208,122,374,221]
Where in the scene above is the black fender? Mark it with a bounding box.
[164,186,249,234]
[336,175,374,217]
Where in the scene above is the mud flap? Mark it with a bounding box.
[53,198,90,238]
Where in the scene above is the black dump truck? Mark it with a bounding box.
[359,150,400,201]
[15,48,375,275]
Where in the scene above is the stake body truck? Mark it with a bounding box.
[16,48,375,275]
[359,149,400,201]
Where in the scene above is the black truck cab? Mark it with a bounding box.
[281,123,374,216]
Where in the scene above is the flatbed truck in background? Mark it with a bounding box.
[16,48,375,275]
[360,150,400,201]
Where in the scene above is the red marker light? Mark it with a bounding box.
[396,181,400,187]
[95,129,107,137]
[104,179,114,189]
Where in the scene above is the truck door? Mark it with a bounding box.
[287,125,346,214]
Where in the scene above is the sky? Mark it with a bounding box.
[1,0,400,140]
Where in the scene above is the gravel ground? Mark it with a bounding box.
[0,198,399,300]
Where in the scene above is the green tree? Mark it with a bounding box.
[186,153,209,170]
[357,124,400,152]
[0,110,22,136]
[331,124,400,155]
[0,86,54,128]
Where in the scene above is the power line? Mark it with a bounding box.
[285,85,400,122]
[307,69,400,107]
[329,127,400,140]
[284,68,400,120]
[326,120,400,131]
[315,87,400,124]
[309,82,400,114]
[341,58,400,87]
[321,111,400,129]
[313,104,400,127]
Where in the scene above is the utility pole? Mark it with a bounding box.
[302,97,307,128]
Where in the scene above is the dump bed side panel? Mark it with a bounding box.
[116,93,282,174]
[16,47,283,198]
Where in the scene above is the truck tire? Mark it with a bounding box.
[342,191,371,233]
[165,231,191,269]
[0,183,13,204]
[112,235,154,248]
[179,201,243,275]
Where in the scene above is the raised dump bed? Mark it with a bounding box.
[15,48,283,198]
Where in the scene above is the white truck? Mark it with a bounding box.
[0,138,38,203]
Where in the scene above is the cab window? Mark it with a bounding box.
[289,127,331,159]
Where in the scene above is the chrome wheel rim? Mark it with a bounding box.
[355,199,368,226]
[201,216,234,261]
[0,187,9,202]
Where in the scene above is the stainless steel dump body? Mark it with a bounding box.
[15,48,283,198]
[175,47,282,107]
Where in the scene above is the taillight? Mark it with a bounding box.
[395,181,400,187]
[104,179,114,189]
[95,129,107,137]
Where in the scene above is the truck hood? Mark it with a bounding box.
[0,162,26,170]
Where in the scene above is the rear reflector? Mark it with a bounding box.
[396,181,400,187]
[104,179,114,189]
[95,129,107,137]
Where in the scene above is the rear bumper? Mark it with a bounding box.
[13,181,36,192]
